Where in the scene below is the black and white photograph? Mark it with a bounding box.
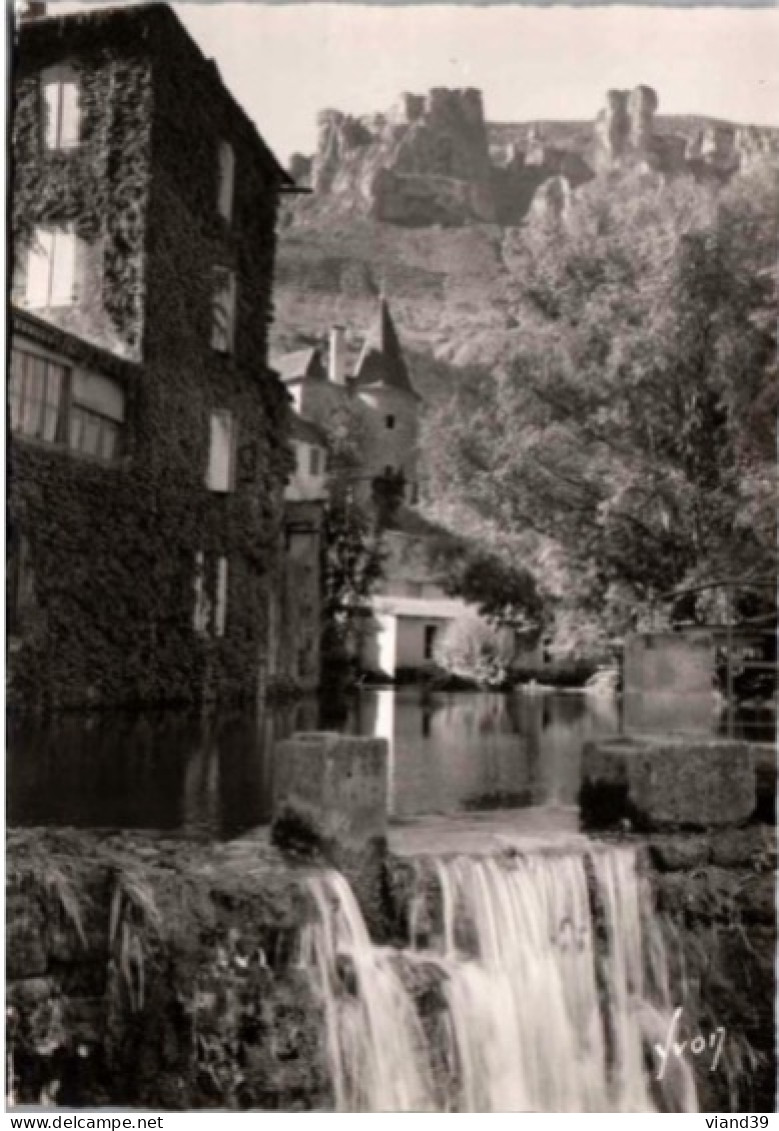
[5,0,778,1114]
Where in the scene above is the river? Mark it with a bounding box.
[7,688,773,839]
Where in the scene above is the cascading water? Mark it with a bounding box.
[301,846,698,1113]
[301,870,436,1112]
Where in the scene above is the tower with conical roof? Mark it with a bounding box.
[352,295,421,503]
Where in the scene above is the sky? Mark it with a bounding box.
[171,3,779,162]
[35,2,779,163]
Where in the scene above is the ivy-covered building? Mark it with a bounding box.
[8,3,297,710]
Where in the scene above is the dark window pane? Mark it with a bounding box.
[100,421,119,462]
[69,405,84,451]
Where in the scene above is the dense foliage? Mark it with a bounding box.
[320,402,385,681]
[423,167,778,639]
[425,531,543,633]
[433,613,514,688]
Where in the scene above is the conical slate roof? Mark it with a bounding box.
[353,298,420,399]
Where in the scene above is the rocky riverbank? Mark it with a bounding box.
[7,830,330,1110]
[6,821,776,1112]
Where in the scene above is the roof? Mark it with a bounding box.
[290,413,328,446]
[370,594,474,620]
[275,347,326,383]
[16,3,294,188]
[353,298,420,400]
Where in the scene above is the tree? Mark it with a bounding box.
[320,401,384,685]
[423,167,778,633]
[433,613,514,688]
[425,531,543,634]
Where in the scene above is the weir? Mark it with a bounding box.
[300,845,698,1113]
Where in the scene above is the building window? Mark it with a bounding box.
[41,64,80,151]
[22,226,85,308]
[309,446,322,476]
[68,370,125,461]
[215,557,229,637]
[8,531,36,635]
[385,414,395,430]
[211,267,236,354]
[193,551,229,637]
[424,624,438,661]
[206,409,236,492]
[217,140,235,222]
[193,551,210,635]
[10,349,67,442]
[10,347,124,462]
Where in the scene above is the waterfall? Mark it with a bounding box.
[301,871,436,1112]
[301,846,698,1113]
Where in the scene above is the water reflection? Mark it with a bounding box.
[348,689,619,818]
[7,700,319,840]
[7,689,773,838]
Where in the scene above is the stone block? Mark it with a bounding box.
[646,838,712,872]
[271,732,388,855]
[580,736,756,831]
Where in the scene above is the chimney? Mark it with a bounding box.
[329,325,346,385]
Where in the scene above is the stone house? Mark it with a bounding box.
[277,303,515,681]
[8,3,296,710]
[357,530,519,679]
[275,297,421,505]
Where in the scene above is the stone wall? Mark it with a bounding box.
[645,827,775,1112]
[7,830,331,1110]
[355,386,420,494]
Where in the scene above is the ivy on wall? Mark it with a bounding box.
[9,5,296,712]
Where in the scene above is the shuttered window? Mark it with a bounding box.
[217,141,235,222]
[25,226,85,308]
[206,409,235,492]
[214,557,229,637]
[192,552,230,638]
[211,268,236,354]
[42,64,81,150]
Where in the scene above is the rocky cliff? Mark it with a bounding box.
[273,84,778,383]
[287,84,779,230]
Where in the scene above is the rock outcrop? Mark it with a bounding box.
[310,89,497,226]
[290,84,778,230]
[594,85,779,180]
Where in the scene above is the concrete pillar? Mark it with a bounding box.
[580,736,757,831]
[272,731,390,936]
[272,731,388,851]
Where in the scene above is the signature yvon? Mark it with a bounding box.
[654,1006,726,1081]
